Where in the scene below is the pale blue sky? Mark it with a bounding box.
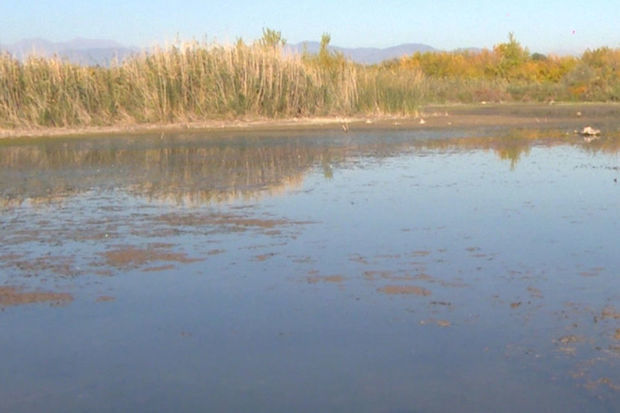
[1,1,618,53]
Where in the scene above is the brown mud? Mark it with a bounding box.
[0,286,73,308]
[102,245,202,268]
[378,285,432,296]
[306,275,345,284]
[419,319,452,327]
[1,103,619,140]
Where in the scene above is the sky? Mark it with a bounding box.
[1,0,618,54]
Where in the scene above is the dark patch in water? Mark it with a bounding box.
[0,286,73,308]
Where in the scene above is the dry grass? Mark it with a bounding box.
[0,42,366,128]
[1,38,618,129]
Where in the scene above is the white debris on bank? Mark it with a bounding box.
[581,126,601,136]
[579,126,601,142]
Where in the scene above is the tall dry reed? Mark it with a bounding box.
[0,42,366,128]
[0,37,618,129]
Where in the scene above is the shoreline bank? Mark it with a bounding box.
[1,103,619,140]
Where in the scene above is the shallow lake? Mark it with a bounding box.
[0,125,619,412]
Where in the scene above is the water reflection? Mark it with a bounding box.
[1,128,618,207]
[0,135,332,207]
[1,126,619,412]
[419,128,620,170]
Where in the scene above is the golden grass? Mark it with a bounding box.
[0,42,366,128]
[0,38,618,129]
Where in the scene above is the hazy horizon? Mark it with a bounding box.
[0,35,609,59]
[1,1,618,55]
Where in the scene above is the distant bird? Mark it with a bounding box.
[341,122,350,133]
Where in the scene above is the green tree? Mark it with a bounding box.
[494,33,529,79]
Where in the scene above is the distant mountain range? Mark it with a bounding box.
[284,41,439,64]
[0,37,481,66]
[0,38,138,66]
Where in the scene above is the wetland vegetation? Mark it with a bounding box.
[0,26,619,412]
[0,30,618,131]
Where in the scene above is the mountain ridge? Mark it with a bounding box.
[0,37,483,66]
[0,37,138,66]
[284,41,438,64]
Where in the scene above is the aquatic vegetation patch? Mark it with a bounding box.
[102,244,202,269]
[600,306,620,320]
[419,319,451,327]
[378,285,431,296]
[0,285,73,307]
[306,275,345,284]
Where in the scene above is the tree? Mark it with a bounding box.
[494,33,529,79]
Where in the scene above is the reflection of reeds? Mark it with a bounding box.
[416,129,620,169]
[0,140,329,207]
[132,174,305,207]
[1,130,618,208]
[580,130,620,154]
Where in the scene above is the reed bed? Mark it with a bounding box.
[0,38,618,129]
[0,42,364,128]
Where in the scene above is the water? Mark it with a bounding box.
[0,127,618,412]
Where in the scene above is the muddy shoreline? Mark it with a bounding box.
[1,103,619,140]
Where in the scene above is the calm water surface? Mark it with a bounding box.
[0,126,618,412]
